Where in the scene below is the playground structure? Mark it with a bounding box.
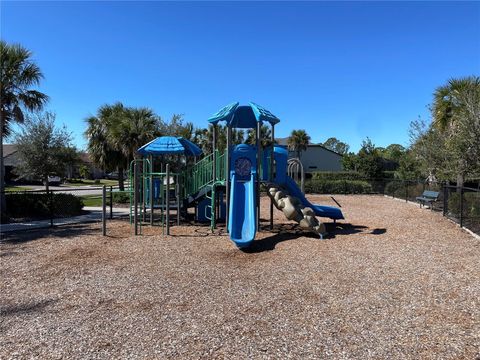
[130,102,344,248]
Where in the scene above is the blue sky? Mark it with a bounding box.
[2,1,479,152]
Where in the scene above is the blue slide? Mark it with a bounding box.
[228,173,257,248]
[284,176,344,220]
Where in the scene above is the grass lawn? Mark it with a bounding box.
[64,179,119,187]
[80,195,103,207]
[4,186,30,192]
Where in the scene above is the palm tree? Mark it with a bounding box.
[432,76,480,131]
[432,76,480,187]
[246,125,272,147]
[85,103,128,190]
[287,129,311,158]
[111,107,160,163]
[0,41,49,218]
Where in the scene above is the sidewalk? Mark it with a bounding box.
[0,207,130,233]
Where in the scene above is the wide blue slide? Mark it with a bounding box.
[228,173,257,248]
[228,144,258,248]
[284,176,344,220]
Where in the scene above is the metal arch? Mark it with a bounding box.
[287,158,305,193]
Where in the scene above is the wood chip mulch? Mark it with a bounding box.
[1,195,479,359]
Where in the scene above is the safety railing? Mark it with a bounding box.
[183,150,226,198]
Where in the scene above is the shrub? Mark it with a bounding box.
[311,171,366,181]
[384,181,425,199]
[305,179,373,194]
[382,171,396,179]
[112,191,130,204]
[448,192,480,218]
[6,192,84,219]
[384,181,405,197]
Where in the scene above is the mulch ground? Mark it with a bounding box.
[1,195,479,359]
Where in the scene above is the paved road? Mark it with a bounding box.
[12,184,129,196]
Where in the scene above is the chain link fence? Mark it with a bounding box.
[2,179,479,237]
[1,186,130,233]
[304,177,479,236]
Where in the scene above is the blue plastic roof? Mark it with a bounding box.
[137,136,203,157]
[250,102,280,125]
[208,102,280,128]
[207,102,239,125]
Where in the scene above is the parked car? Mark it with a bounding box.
[106,171,127,180]
[43,176,62,186]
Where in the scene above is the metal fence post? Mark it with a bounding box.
[460,187,464,228]
[443,185,448,216]
[102,185,106,236]
[109,185,113,219]
[405,181,408,202]
[49,189,54,227]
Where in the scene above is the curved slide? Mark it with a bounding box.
[268,187,326,238]
[228,173,257,248]
[284,176,344,220]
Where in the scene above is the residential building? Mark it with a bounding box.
[276,137,343,173]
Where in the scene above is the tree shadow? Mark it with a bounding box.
[1,223,99,245]
[370,228,387,235]
[247,222,388,251]
[326,223,387,238]
[243,223,318,253]
[1,298,58,317]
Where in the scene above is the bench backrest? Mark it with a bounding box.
[422,190,440,199]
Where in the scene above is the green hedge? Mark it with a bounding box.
[384,181,424,199]
[448,192,480,218]
[311,171,396,181]
[6,193,84,219]
[311,171,365,181]
[382,171,396,179]
[305,179,373,194]
[384,181,405,197]
[112,191,130,204]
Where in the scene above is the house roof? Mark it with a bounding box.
[2,144,18,158]
[79,152,93,164]
[274,138,343,157]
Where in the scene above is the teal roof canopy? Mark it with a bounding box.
[208,102,280,128]
[137,136,203,157]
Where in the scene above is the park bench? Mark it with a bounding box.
[416,190,440,210]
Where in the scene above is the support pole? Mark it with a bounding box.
[176,174,180,226]
[212,125,217,182]
[134,161,139,235]
[166,163,170,235]
[142,159,146,222]
[102,185,106,236]
[256,121,261,230]
[225,125,231,231]
[150,155,154,225]
[270,124,275,230]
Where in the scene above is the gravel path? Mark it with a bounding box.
[1,195,479,359]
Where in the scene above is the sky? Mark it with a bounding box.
[2,1,479,152]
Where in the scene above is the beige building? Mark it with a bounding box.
[276,138,343,173]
